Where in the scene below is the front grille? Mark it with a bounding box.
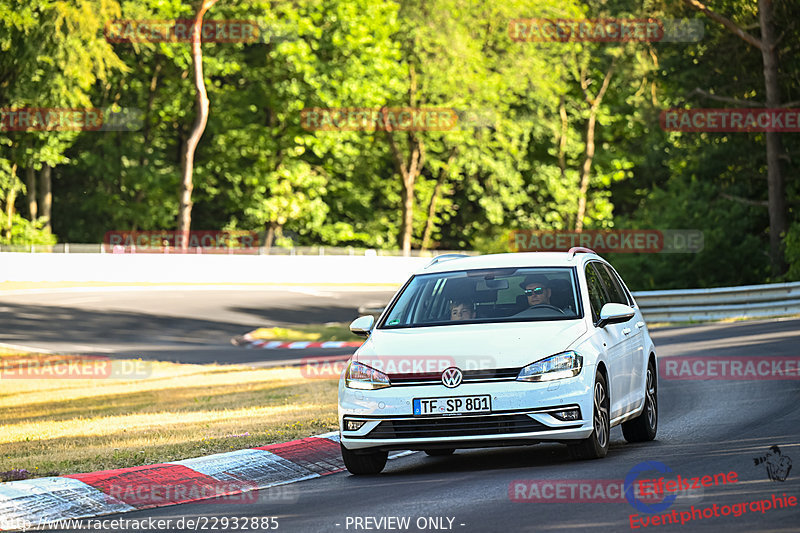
[389,367,520,386]
[364,414,556,439]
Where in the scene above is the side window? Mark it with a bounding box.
[605,265,634,306]
[584,263,609,323]
[597,264,629,305]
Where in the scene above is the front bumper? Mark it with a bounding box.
[339,366,595,451]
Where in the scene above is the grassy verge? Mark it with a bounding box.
[0,353,338,480]
[245,323,354,342]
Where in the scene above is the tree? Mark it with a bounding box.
[575,60,615,231]
[389,0,584,254]
[682,0,789,275]
[0,0,124,242]
[177,0,219,249]
[607,0,800,289]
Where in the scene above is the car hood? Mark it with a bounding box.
[354,319,588,373]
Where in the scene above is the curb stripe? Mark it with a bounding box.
[169,449,319,487]
[263,341,284,349]
[255,437,344,476]
[313,431,341,442]
[239,340,363,349]
[0,432,410,530]
[287,341,312,349]
[0,476,135,527]
[65,464,222,509]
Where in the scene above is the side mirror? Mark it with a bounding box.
[349,315,375,337]
[597,303,635,328]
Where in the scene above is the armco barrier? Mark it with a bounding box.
[633,282,800,323]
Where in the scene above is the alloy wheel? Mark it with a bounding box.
[594,380,609,448]
[645,367,657,429]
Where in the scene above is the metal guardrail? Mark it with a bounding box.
[359,282,800,324]
[633,282,800,322]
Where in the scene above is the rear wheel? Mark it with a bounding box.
[340,444,388,475]
[569,372,610,460]
[424,448,455,456]
[622,360,658,442]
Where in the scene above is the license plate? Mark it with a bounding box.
[413,395,491,416]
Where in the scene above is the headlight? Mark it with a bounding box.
[345,361,391,390]
[517,351,583,382]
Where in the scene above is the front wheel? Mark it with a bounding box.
[568,372,610,460]
[622,360,658,443]
[340,443,387,475]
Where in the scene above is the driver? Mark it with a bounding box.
[521,275,553,308]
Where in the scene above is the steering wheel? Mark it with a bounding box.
[529,304,566,315]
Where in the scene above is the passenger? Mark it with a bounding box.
[450,298,476,320]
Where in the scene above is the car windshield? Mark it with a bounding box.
[381,267,581,329]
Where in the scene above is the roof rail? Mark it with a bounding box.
[568,246,597,258]
[425,253,470,269]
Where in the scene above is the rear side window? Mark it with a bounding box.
[604,264,634,305]
[596,263,629,305]
[584,263,608,323]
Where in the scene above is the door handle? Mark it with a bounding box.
[635,321,645,329]
[622,328,632,335]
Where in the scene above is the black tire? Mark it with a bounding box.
[622,359,658,443]
[424,448,455,456]
[340,443,388,475]
[568,371,610,460]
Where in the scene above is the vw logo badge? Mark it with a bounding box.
[441,367,463,388]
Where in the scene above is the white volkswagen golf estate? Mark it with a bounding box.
[338,248,658,474]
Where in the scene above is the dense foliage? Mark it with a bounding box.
[1,0,798,289]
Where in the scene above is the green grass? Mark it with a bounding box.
[0,353,338,479]
[245,323,355,342]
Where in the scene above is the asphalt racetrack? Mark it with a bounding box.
[4,286,796,532]
[0,285,396,366]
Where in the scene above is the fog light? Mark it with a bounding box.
[552,408,581,421]
[344,419,366,431]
